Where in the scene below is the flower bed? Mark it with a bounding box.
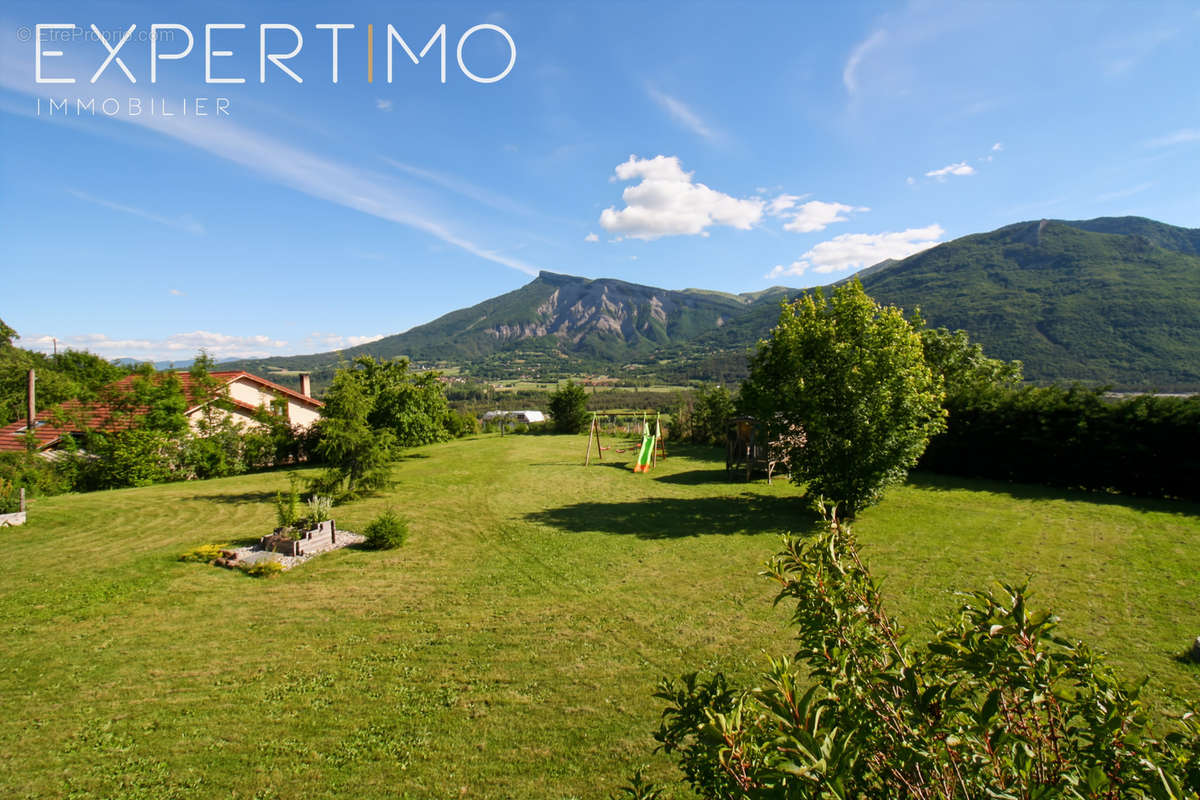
[258,519,337,557]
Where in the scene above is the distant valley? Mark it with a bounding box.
[224,216,1200,391]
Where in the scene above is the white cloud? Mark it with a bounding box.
[169,289,184,296]
[777,200,869,233]
[1145,129,1200,148]
[925,161,976,179]
[767,193,807,215]
[765,224,944,279]
[992,142,1004,151]
[67,189,204,235]
[645,85,719,141]
[906,176,916,185]
[843,30,887,94]
[23,331,291,361]
[22,329,387,360]
[599,155,764,240]
[301,332,385,350]
[375,98,393,111]
[584,232,599,242]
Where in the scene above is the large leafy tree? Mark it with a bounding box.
[739,280,945,516]
[311,356,452,496]
[919,325,1023,402]
[313,365,396,497]
[0,318,18,349]
[0,318,130,427]
[355,357,451,447]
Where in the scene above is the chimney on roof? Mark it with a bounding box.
[299,373,312,398]
[27,369,35,431]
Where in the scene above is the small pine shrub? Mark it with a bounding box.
[274,472,303,530]
[363,509,408,550]
[179,543,229,563]
[240,559,285,578]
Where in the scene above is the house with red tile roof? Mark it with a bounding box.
[0,371,322,454]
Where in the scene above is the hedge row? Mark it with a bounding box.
[919,386,1200,502]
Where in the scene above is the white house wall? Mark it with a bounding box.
[221,377,322,430]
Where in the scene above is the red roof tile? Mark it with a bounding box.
[0,370,321,453]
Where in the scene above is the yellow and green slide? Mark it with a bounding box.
[633,415,658,473]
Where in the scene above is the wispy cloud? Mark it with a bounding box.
[925,161,975,180]
[843,30,887,94]
[584,232,599,242]
[1145,129,1200,148]
[1096,182,1152,202]
[169,289,184,296]
[766,224,943,279]
[0,51,539,277]
[67,189,204,235]
[382,158,536,217]
[375,98,394,111]
[645,85,720,142]
[1103,25,1178,76]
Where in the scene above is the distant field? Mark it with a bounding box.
[1,436,1196,799]
[494,380,691,393]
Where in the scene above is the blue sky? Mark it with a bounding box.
[1,0,1198,361]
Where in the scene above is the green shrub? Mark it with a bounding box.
[671,385,735,446]
[0,477,20,514]
[548,380,589,433]
[0,451,73,498]
[645,509,1200,798]
[921,386,1200,501]
[83,429,183,490]
[444,409,481,438]
[363,509,408,550]
[178,543,229,563]
[239,559,284,578]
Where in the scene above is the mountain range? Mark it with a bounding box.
[225,216,1200,391]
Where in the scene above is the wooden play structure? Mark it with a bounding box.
[725,416,798,484]
[585,412,666,471]
[584,414,604,465]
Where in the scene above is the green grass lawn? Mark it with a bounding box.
[1,435,1197,799]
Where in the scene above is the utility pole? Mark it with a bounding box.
[26,369,36,432]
